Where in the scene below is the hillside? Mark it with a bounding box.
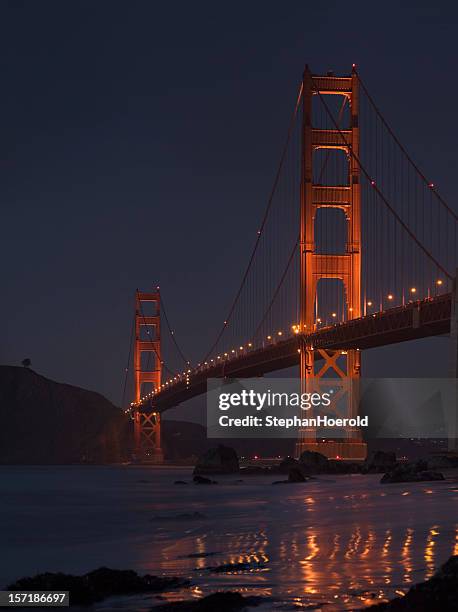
[0,365,304,463]
[0,366,130,463]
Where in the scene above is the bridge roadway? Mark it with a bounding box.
[138,293,452,412]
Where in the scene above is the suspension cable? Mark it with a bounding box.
[314,85,453,280]
[121,312,135,409]
[250,235,299,344]
[160,294,191,366]
[358,72,458,222]
[201,81,304,362]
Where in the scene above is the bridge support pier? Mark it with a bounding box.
[448,270,458,452]
[134,410,164,463]
[133,289,164,463]
[295,345,367,460]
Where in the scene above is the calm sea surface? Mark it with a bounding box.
[0,465,457,610]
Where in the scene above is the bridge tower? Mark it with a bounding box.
[133,289,164,462]
[296,66,367,460]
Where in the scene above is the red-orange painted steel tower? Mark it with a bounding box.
[133,289,164,462]
[296,66,367,460]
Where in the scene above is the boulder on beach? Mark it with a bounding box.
[380,463,445,484]
[364,450,397,473]
[193,475,218,484]
[193,445,239,475]
[288,467,307,482]
[7,568,189,606]
[365,554,458,610]
[425,454,458,469]
[206,561,266,573]
[154,590,265,611]
[299,450,329,472]
[278,456,300,473]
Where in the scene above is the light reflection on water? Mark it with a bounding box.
[138,471,458,610]
[0,466,457,611]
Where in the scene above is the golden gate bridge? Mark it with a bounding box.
[124,66,458,462]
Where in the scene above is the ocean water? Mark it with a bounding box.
[0,465,457,610]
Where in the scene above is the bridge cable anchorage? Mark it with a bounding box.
[159,293,191,366]
[136,290,176,380]
[121,312,135,412]
[313,84,453,281]
[357,72,458,222]
[201,80,304,363]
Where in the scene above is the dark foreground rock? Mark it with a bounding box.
[380,463,445,484]
[288,466,307,482]
[205,561,266,573]
[364,450,397,473]
[194,445,239,475]
[365,554,458,610]
[180,552,219,559]
[299,450,329,473]
[425,454,458,469]
[278,456,300,473]
[7,568,189,606]
[154,591,264,611]
[193,475,217,484]
[272,467,312,484]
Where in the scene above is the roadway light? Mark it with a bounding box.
[332,312,337,318]
[267,335,272,340]
[387,294,393,301]
[367,301,373,307]
[436,279,443,286]
[277,331,283,336]
[317,318,321,323]
[410,287,417,294]
[239,346,244,350]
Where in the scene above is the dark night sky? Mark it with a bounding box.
[1,1,457,418]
